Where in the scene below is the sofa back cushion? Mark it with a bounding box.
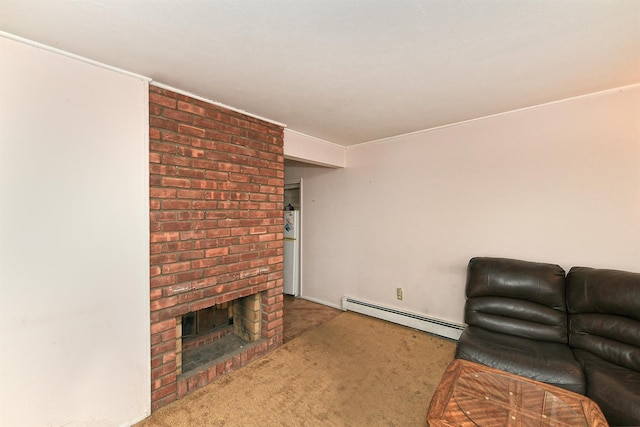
[567,267,640,372]
[465,257,568,343]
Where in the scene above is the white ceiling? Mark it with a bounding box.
[1,1,639,146]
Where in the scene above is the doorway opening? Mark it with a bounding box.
[284,181,301,297]
[284,182,300,211]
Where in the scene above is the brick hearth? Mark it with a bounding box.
[149,85,285,411]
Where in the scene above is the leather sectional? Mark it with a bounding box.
[455,257,640,426]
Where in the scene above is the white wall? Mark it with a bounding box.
[285,85,640,324]
[284,129,346,168]
[0,37,150,426]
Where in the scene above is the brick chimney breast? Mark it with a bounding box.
[149,86,285,411]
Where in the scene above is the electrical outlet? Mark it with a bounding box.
[396,287,403,300]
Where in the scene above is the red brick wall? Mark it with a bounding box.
[149,85,285,410]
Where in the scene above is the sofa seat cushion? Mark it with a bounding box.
[455,326,586,394]
[573,349,640,426]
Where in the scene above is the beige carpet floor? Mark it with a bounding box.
[135,311,456,427]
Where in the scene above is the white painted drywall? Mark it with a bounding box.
[284,129,346,167]
[285,85,640,324]
[0,37,150,426]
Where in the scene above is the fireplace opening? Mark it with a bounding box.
[177,292,264,377]
[182,304,233,339]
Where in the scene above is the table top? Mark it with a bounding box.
[427,359,609,427]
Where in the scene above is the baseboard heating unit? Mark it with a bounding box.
[341,297,464,340]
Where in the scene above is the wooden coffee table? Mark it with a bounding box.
[427,359,609,427]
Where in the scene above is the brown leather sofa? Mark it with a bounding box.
[455,257,640,426]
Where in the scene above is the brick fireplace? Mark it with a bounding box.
[149,85,285,410]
